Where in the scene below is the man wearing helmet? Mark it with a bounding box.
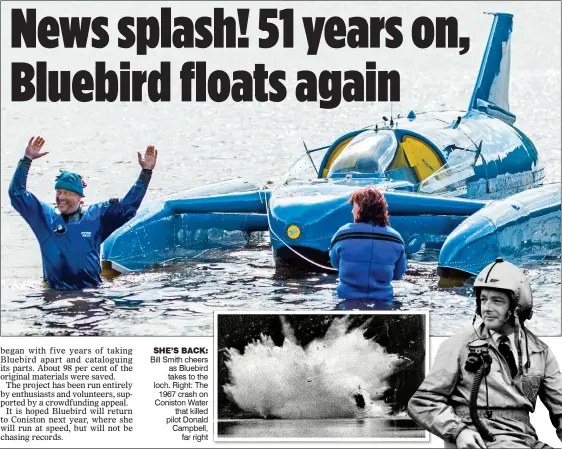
[407,258,562,448]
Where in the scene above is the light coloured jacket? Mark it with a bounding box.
[408,324,562,446]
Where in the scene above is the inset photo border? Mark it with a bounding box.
[214,310,429,442]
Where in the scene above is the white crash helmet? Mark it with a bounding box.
[473,258,533,321]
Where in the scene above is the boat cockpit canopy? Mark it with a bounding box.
[327,130,397,177]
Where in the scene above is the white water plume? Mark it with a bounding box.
[223,316,411,419]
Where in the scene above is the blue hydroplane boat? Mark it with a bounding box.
[102,13,561,283]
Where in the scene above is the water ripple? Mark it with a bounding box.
[1,244,559,336]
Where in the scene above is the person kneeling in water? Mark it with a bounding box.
[9,136,158,290]
[329,185,406,308]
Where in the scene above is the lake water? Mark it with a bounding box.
[1,2,560,336]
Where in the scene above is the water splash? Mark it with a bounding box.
[223,316,412,419]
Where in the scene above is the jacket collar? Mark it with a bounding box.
[467,323,547,354]
[56,205,84,223]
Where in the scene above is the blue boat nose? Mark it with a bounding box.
[438,215,499,276]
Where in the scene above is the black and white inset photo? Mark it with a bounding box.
[214,311,428,441]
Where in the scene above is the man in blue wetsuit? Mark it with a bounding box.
[9,136,158,290]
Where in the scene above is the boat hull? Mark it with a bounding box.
[101,180,269,272]
[268,184,488,270]
[437,183,561,277]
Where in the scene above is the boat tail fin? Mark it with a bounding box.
[468,13,516,125]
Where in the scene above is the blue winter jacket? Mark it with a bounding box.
[9,157,151,290]
[329,222,407,301]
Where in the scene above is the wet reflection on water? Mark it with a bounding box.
[2,241,559,337]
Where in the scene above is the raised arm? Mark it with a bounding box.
[100,145,158,241]
[9,136,49,219]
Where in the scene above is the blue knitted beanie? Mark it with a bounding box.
[54,171,84,196]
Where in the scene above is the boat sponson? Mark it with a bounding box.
[438,183,561,276]
[102,180,271,271]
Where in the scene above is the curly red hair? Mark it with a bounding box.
[349,186,390,226]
